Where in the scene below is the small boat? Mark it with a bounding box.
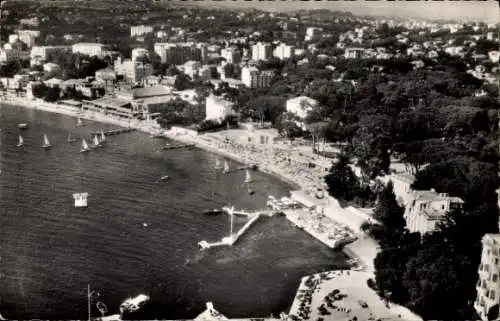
[244,169,253,183]
[143,222,149,227]
[92,135,101,148]
[67,133,77,143]
[215,158,222,169]
[80,138,91,153]
[160,175,170,180]
[119,294,150,314]
[248,188,255,195]
[202,209,223,215]
[73,192,88,207]
[17,135,24,147]
[222,160,230,174]
[41,133,51,148]
[18,123,28,129]
[76,118,84,127]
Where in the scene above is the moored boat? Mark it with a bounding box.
[41,133,51,148]
[119,294,150,314]
[222,160,230,174]
[18,123,28,129]
[73,192,88,207]
[80,138,91,153]
[17,135,24,147]
[202,209,223,215]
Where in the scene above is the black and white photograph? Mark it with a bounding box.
[0,0,499,320]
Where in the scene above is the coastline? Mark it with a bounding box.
[1,94,384,319]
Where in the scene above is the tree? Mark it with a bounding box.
[372,181,406,240]
[306,121,328,154]
[43,86,61,102]
[324,154,359,203]
[488,304,499,321]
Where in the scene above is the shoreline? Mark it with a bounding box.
[1,95,380,319]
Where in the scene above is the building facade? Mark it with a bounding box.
[251,42,272,61]
[114,57,153,83]
[273,43,295,60]
[72,43,107,58]
[404,190,464,235]
[154,42,208,64]
[475,234,500,320]
[130,25,154,37]
[30,45,71,62]
[241,66,274,88]
[131,48,149,61]
[344,47,365,59]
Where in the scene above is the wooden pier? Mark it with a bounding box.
[91,128,135,136]
[162,143,195,150]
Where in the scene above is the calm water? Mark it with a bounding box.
[0,104,349,319]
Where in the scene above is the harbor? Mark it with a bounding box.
[91,128,136,136]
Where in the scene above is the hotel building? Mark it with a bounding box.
[154,42,208,65]
[241,66,274,88]
[30,45,71,62]
[130,25,154,37]
[72,43,108,58]
[114,57,153,83]
[273,43,295,60]
[205,94,234,121]
[221,47,242,64]
[475,234,500,320]
[251,42,273,61]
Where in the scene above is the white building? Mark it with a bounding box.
[404,189,464,235]
[344,47,365,59]
[181,60,202,80]
[130,25,153,37]
[273,43,294,60]
[489,51,500,63]
[285,96,319,119]
[0,49,21,63]
[241,66,274,88]
[131,48,149,61]
[30,45,71,62]
[205,94,234,121]
[154,42,208,64]
[251,42,273,61]
[8,34,19,44]
[221,47,242,64]
[474,234,500,320]
[18,33,35,48]
[72,43,107,58]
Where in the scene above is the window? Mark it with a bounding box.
[488,249,491,255]
[491,290,496,300]
[495,258,499,265]
[485,264,490,273]
[493,274,498,282]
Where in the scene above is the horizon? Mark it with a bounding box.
[184,0,500,24]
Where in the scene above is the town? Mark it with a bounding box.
[0,0,499,321]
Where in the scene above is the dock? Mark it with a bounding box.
[163,143,195,150]
[91,128,135,136]
[198,207,272,250]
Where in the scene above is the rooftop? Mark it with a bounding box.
[409,190,463,203]
[86,97,131,109]
[132,85,171,99]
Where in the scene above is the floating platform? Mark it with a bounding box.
[91,128,135,136]
[162,143,195,150]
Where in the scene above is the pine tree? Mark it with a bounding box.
[373,180,406,234]
[324,154,359,202]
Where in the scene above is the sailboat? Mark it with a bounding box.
[215,158,223,170]
[100,130,106,143]
[92,135,101,148]
[41,133,51,148]
[223,160,230,174]
[67,133,77,143]
[80,138,91,153]
[76,117,84,127]
[244,169,252,183]
[17,135,24,147]
[73,192,88,207]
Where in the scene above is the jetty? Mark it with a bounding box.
[91,128,135,136]
[198,207,273,250]
[163,143,195,150]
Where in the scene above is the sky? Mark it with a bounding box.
[187,0,500,24]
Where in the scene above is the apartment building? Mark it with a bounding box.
[130,25,154,37]
[404,189,464,235]
[475,234,500,320]
[221,47,242,64]
[154,42,208,64]
[114,57,153,83]
[72,43,108,58]
[131,48,149,61]
[305,27,323,42]
[273,43,295,60]
[251,42,273,61]
[241,66,274,88]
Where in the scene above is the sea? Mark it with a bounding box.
[0,104,349,320]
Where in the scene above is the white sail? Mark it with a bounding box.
[18,135,24,146]
[100,130,106,141]
[77,118,83,126]
[245,169,252,183]
[93,135,100,147]
[82,138,89,150]
[223,160,230,173]
[215,158,221,169]
[42,134,50,147]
